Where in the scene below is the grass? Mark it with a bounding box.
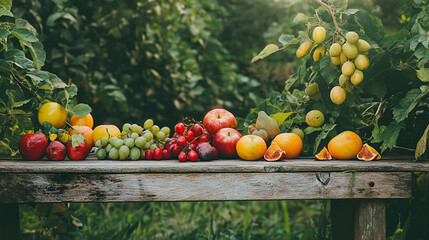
[20,200,329,240]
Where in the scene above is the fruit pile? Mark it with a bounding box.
[21,101,382,162]
[297,27,371,105]
[94,121,170,160]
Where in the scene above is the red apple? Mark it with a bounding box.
[19,133,48,160]
[66,140,90,160]
[46,141,67,161]
[212,128,242,158]
[203,108,237,135]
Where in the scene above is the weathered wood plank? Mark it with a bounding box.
[0,203,20,240]
[354,199,386,240]
[0,172,411,203]
[331,200,355,240]
[0,157,428,173]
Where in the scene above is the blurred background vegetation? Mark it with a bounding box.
[11,0,423,239]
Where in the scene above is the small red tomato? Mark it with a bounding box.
[153,148,163,160]
[174,123,185,134]
[145,150,154,160]
[178,152,187,162]
[188,150,198,162]
[177,136,186,146]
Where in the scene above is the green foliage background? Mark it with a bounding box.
[0,0,428,239]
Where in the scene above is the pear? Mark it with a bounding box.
[252,129,269,142]
[255,111,280,139]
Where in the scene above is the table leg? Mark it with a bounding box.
[331,200,355,240]
[0,203,20,240]
[354,199,386,240]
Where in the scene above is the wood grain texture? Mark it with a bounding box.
[0,172,411,203]
[0,154,428,174]
[354,200,386,240]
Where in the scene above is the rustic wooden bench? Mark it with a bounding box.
[1,154,428,240]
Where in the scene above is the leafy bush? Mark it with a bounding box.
[13,0,267,127]
[0,2,88,154]
[244,0,429,159]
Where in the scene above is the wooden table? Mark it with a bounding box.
[1,155,428,240]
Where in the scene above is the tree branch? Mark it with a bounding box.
[313,0,340,32]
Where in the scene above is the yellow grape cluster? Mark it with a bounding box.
[329,31,371,104]
[296,26,372,105]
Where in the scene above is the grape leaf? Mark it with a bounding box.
[71,104,92,118]
[278,34,298,46]
[251,44,280,63]
[0,0,12,10]
[71,134,86,148]
[415,124,429,160]
[0,7,12,17]
[11,28,38,42]
[320,57,339,85]
[270,112,294,125]
[393,88,427,122]
[417,68,429,82]
[371,122,402,152]
[313,124,336,154]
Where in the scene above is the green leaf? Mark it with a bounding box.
[278,34,298,46]
[304,126,322,135]
[12,28,38,43]
[65,85,78,99]
[293,13,310,23]
[0,0,12,10]
[4,49,33,69]
[15,19,37,35]
[371,122,402,152]
[285,65,306,91]
[313,124,336,154]
[71,134,86,148]
[29,41,46,70]
[0,29,10,39]
[416,68,429,82]
[355,11,385,41]
[0,7,12,16]
[320,57,339,84]
[393,88,427,122]
[270,112,294,125]
[251,44,280,63]
[343,9,359,15]
[0,59,11,71]
[48,73,66,88]
[415,124,429,160]
[71,104,92,118]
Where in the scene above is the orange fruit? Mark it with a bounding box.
[315,147,332,160]
[272,133,303,159]
[236,135,267,160]
[38,102,68,128]
[264,141,286,161]
[92,125,121,143]
[68,125,94,147]
[70,113,94,129]
[328,131,362,159]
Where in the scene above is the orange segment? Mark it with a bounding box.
[357,143,381,161]
[264,141,286,161]
[315,147,332,160]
